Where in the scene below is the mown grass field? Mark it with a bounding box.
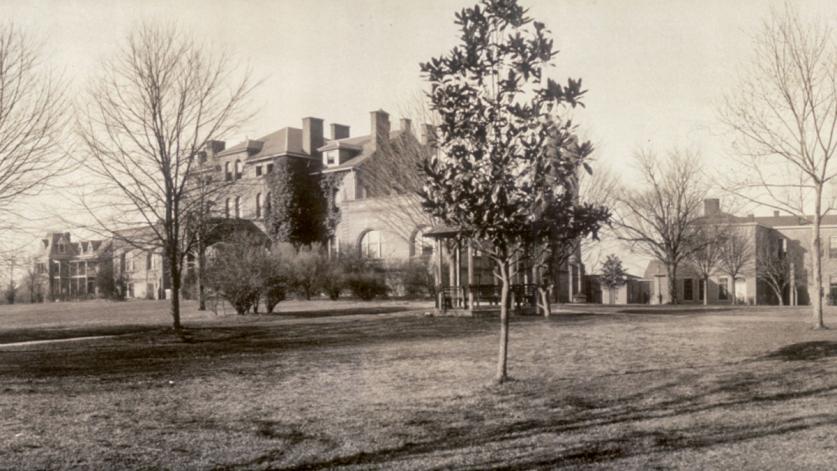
[1,301,837,469]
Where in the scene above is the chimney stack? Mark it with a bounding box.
[206,140,226,157]
[400,118,412,133]
[302,117,324,159]
[703,198,720,217]
[773,210,780,217]
[331,123,350,140]
[420,123,436,147]
[370,110,390,151]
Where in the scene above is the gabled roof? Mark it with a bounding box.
[216,128,309,160]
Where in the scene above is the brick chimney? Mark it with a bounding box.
[206,140,226,156]
[773,210,780,217]
[370,110,390,151]
[703,198,720,216]
[302,117,324,159]
[420,123,436,147]
[400,118,412,133]
[331,123,350,140]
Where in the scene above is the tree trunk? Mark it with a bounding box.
[538,286,551,317]
[169,247,182,331]
[496,260,510,384]
[196,232,206,311]
[666,263,678,304]
[703,276,709,305]
[769,283,783,306]
[730,274,737,305]
[812,201,826,328]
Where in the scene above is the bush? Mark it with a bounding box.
[320,263,344,300]
[260,252,288,313]
[205,232,268,315]
[284,245,328,300]
[344,271,388,300]
[386,258,434,298]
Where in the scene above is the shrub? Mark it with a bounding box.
[387,258,434,298]
[320,263,344,300]
[285,245,328,300]
[205,232,268,315]
[260,252,288,313]
[344,271,388,300]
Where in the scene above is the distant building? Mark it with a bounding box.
[586,273,650,304]
[33,232,112,300]
[641,198,836,305]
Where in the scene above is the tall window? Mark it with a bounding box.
[265,192,271,214]
[224,162,231,182]
[235,160,242,179]
[256,193,262,218]
[267,163,274,174]
[235,196,241,218]
[698,279,705,302]
[412,228,433,257]
[225,198,231,218]
[255,165,262,176]
[718,277,729,300]
[360,230,384,259]
[683,279,693,301]
[830,236,837,258]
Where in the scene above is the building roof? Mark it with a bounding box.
[319,130,406,173]
[217,127,309,160]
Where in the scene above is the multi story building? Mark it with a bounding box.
[642,198,837,305]
[33,232,112,300]
[207,109,585,303]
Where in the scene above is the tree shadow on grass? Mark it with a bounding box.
[0,316,497,380]
[763,341,837,361]
[253,356,837,470]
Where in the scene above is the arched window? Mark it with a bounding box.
[412,227,434,257]
[256,193,262,218]
[235,196,241,218]
[225,198,231,218]
[235,160,242,179]
[224,162,231,181]
[360,230,384,259]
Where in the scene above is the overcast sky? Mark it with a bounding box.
[5,0,837,272]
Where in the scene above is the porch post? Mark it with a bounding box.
[435,238,443,310]
[447,243,455,290]
[467,240,474,312]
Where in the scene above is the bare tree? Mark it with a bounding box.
[688,224,727,305]
[756,232,799,305]
[0,25,67,221]
[717,228,755,305]
[720,4,837,327]
[614,149,708,304]
[77,24,255,330]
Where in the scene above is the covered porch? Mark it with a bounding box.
[424,226,542,315]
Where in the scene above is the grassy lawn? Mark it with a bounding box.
[2,303,837,469]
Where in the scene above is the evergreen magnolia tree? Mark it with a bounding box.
[600,254,626,304]
[420,0,607,383]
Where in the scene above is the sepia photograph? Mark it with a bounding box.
[1,0,837,468]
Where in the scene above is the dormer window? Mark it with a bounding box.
[325,150,337,166]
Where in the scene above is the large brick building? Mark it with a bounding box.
[642,198,837,305]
